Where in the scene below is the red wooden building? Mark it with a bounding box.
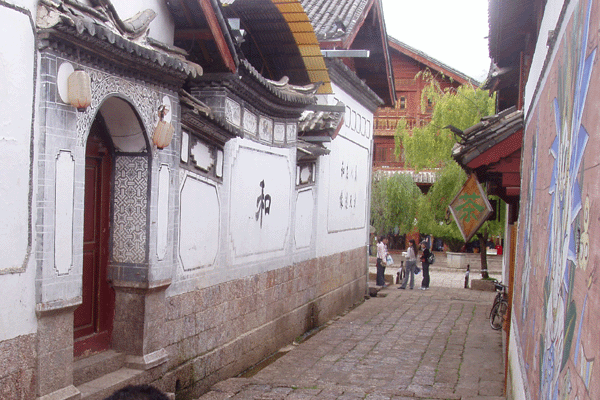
[373,37,477,189]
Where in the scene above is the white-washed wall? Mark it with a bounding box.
[316,82,373,257]
[4,0,36,9]
[169,137,302,296]
[523,0,571,115]
[0,1,37,341]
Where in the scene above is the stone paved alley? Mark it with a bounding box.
[196,264,505,400]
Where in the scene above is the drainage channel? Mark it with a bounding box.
[237,325,326,378]
[237,301,363,378]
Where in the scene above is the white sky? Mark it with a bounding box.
[380,0,491,83]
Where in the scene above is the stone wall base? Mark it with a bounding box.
[0,248,367,398]
[0,334,36,400]
[156,247,367,398]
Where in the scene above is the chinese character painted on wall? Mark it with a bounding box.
[339,190,358,210]
[255,180,272,228]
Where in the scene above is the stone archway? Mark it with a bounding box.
[75,95,152,358]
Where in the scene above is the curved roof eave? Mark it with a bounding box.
[271,0,333,94]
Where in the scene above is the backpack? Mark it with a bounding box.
[427,253,435,264]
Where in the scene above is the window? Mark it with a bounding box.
[180,131,223,180]
[375,145,400,163]
[296,161,316,187]
[426,98,433,113]
[399,96,406,110]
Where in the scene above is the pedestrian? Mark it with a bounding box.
[376,236,389,287]
[399,239,417,289]
[419,240,431,290]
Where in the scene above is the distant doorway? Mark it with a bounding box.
[74,117,115,357]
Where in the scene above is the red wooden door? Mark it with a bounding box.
[74,124,115,357]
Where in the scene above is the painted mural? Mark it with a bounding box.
[515,0,600,398]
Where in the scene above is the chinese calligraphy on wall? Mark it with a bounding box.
[255,180,271,228]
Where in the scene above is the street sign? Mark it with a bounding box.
[448,174,493,243]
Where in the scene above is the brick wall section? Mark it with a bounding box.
[157,247,367,397]
[0,334,36,400]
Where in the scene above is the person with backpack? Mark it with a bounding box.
[419,240,433,290]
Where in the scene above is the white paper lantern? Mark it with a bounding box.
[67,70,91,111]
[153,105,174,149]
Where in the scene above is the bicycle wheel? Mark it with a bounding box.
[490,300,508,330]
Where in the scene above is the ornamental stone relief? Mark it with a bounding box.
[112,156,148,264]
[259,116,273,142]
[75,67,161,147]
[286,123,297,143]
[274,123,285,143]
[225,98,241,127]
[243,109,257,136]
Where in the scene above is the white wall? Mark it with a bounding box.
[316,82,373,257]
[170,137,299,296]
[524,0,572,117]
[5,0,36,9]
[0,269,37,341]
[0,2,37,339]
[509,316,530,400]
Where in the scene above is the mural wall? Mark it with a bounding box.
[514,0,600,398]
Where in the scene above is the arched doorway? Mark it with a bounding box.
[74,115,115,357]
[74,96,151,358]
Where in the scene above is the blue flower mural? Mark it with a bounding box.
[540,0,597,397]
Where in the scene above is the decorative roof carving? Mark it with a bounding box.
[298,102,344,139]
[240,59,321,104]
[37,0,202,80]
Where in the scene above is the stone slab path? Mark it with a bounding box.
[196,279,505,400]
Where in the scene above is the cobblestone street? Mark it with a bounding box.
[197,265,505,400]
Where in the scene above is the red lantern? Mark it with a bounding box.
[67,70,91,111]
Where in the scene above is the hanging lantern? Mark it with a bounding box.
[67,70,91,112]
[153,105,175,149]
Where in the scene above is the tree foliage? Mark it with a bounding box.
[395,70,496,172]
[392,70,501,251]
[371,173,422,237]
[415,162,467,251]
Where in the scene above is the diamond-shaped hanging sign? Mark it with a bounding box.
[448,174,493,243]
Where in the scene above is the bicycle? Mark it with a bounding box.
[489,281,508,330]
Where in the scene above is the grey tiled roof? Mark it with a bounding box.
[301,0,371,41]
[452,106,524,165]
[298,108,344,134]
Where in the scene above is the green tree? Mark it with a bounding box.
[395,70,496,172]
[395,70,502,274]
[370,173,422,238]
[415,162,467,251]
